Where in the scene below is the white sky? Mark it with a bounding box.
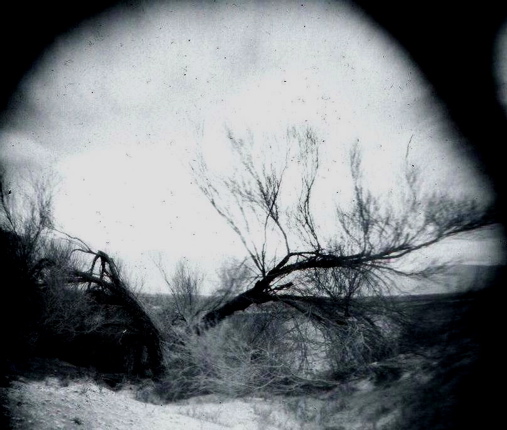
[1,0,505,293]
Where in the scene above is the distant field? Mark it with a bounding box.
[398,263,504,295]
[140,265,505,305]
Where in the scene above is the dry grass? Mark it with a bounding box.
[137,300,405,406]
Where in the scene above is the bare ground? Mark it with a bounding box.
[0,352,440,430]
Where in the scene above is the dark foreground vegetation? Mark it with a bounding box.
[399,273,505,430]
[1,263,504,429]
[0,132,501,429]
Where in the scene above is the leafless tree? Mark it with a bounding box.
[50,233,165,376]
[157,257,254,333]
[192,128,495,332]
[0,168,55,276]
[0,169,57,358]
[1,170,164,376]
[157,259,207,327]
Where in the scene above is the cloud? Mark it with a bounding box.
[0,0,501,292]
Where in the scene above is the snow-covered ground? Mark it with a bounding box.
[3,376,312,430]
[1,352,433,430]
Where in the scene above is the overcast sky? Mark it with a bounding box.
[1,0,505,293]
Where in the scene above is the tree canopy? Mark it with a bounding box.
[192,128,495,330]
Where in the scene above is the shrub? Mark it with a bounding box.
[324,314,401,379]
[154,314,298,402]
[145,299,403,403]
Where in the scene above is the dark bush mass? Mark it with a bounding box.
[0,228,44,363]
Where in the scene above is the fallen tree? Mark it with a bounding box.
[63,240,165,377]
[0,170,164,377]
[193,128,496,332]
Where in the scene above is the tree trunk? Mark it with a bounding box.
[70,252,165,377]
[199,287,273,331]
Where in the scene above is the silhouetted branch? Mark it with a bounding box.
[192,128,495,331]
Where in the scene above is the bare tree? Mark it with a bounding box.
[157,259,207,327]
[192,128,495,332]
[1,170,164,376]
[51,234,165,376]
[157,257,254,334]
[0,169,57,359]
[0,169,55,277]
